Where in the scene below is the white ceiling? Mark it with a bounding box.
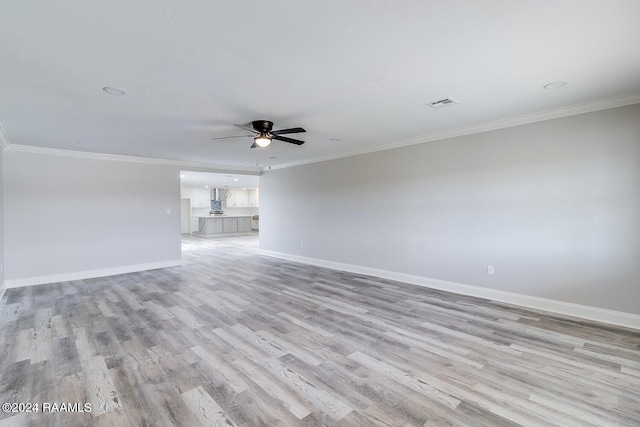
[2,1,640,172]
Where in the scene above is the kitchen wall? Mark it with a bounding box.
[260,103,640,318]
[3,150,183,286]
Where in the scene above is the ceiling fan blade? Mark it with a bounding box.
[250,141,258,149]
[211,134,254,140]
[271,127,306,135]
[273,135,305,145]
[234,123,258,133]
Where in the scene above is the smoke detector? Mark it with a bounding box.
[427,97,459,109]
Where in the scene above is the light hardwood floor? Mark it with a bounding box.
[1,233,639,426]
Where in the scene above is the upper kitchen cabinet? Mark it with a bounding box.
[191,188,211,208]
[236,189,249,207]
[226,188,258,208]
[225,189,239,208]
[248,188,259,207]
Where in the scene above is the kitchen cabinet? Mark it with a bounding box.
[238,217,251,232]
[191,188,211,208]
[225,190,236,208]
[223,217,238,233]
[199,217,223,235]
[237,189,249,207]
[248,188,259,207]
[226,188,250,208]
[198,216,253,235]
[225,187,259,208]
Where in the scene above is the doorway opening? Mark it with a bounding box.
[179,171,260,240]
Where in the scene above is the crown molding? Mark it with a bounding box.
[4,143,261,175]
[266,92,640,171]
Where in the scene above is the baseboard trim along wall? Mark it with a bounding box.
[4,259,184,289]
[260,249,640,330]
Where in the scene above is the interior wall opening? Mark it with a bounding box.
[179,171,260,240]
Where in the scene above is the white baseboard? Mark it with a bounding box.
[4,259,184,289]
[260,250,640,330]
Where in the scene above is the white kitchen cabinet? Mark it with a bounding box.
[248,188,259,207]
[226,188,250,208]
[236,189,249,207]
[191,188,211,208]
[238,217,252,232]
[225,190,236,208]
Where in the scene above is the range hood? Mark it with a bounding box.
[210,188,230,201]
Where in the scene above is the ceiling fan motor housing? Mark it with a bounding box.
[252,120,274,133]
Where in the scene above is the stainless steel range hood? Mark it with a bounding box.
[210,188,230,201]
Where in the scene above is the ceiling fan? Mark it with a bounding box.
[211,120,306,148]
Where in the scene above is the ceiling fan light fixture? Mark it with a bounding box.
[254,134,272,147]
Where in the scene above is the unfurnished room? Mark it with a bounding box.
[1,1,639,426]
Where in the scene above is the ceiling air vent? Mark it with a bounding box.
[427,97,459,109]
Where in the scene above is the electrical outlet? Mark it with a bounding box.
[487,265,495,275]
[166,208,171,214]
[300,242,304,249]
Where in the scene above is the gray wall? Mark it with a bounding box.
[0,147,4,288]
[260,104,640,315]
[4,150,182,282]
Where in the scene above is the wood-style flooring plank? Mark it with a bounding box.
[181,385,237,427]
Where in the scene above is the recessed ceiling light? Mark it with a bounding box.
[103,86,127,95]
[180,174,185,178]
[543,81,568,90]
[204,185,209,189]
[233,178,239,181]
